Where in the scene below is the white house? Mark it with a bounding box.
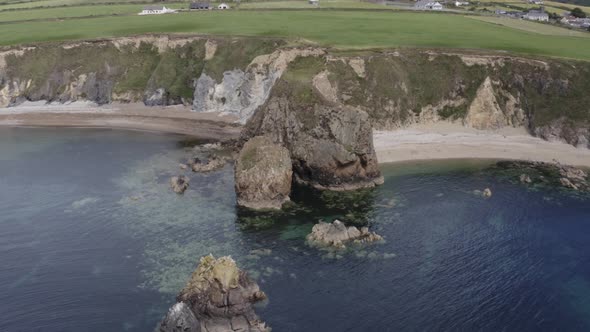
[414,0,443,10]
[139,5,176,15]
[218,3,229,9]
[454,1,469,6]
[523,8,549,21]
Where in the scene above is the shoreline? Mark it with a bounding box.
[0,102,242,140]
[2,106,590,167]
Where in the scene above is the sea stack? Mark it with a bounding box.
[157,255,269,332]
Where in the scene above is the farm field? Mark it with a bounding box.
[0,4,183,23]
[239,0,389,9]
[0,0,168,10]
[1,10,590,60]
[469,15,590,37]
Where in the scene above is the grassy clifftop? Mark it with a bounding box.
[1,11,590,60]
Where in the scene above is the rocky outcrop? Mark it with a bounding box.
[170,176,189,194]
[558,164,588,190]
[188,155,226,173]
[244,97,383,190]
[157,255,269,332]
[534,117,590,149]
[496,161,590,191]
[235,136,292,210]
[307,220,383,249]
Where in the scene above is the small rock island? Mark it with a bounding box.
[158,255,269,332]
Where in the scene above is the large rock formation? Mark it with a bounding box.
[158,255,269,332]
[235,136,292,210]
[243,97,383,190]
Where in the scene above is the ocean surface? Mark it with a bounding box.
[1,128,590,331]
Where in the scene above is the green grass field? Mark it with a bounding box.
[0,4,165,22]
[239,0,388,9]
[469,15,590,37]
[0,0,162,10]
[1,10,590,60]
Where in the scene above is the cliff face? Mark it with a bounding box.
[1,36,590,147]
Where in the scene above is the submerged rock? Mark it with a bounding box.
[235,136,292,210]
[473,188,492,198]
[559,165,587,182]
[157,255,269,332]
[188,155,226,173]
[170,176,189,194]
[560,177,579,190]
[307,220,383,249]
[520,174,532,184]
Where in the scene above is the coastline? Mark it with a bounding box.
[0,102,242,140]
[2,105,590,167]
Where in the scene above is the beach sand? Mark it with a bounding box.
[0,102,241,140]
[374,122,590,167]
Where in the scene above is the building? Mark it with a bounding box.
[523,8,549,21]
[528,0,543,4]
[414,0,443,10]
[454,1,469,6]
[139,5,176,15]
[309,0,319,5]
[190,2,211,10]
[218,3,229,9]
[562,15,590,28]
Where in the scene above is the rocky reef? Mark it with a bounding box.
[234,136,292,210]
[188,155,226,173]
[494,160,589,191]
[158,255,269,332]
[307,220,383,249]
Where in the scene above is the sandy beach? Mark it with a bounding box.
[374,123,590,167]
[3,104,590,167]
[0,102,241,140]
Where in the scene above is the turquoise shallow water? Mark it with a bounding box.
[1,127,590,331]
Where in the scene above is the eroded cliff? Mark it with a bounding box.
[2,36,590,192]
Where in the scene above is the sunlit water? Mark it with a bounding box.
[1,128,590,331]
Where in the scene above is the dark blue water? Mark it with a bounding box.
[1,128,590,331]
